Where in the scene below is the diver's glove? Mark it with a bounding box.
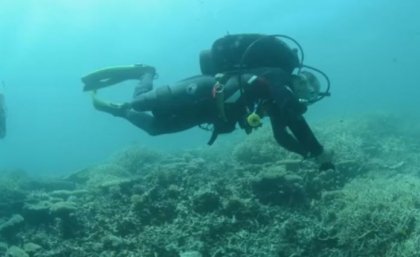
[316,149,335,171]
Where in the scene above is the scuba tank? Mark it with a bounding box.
[200,33,331,104]
[200,34,300,75]
[199,33,332,143]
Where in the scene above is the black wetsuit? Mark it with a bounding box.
[128,75,218,135]
[125,34,324,158]
[127,67,323,158]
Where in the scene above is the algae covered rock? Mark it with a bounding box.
[22,193,81,239]
[111,146,163,174]
[232,126,287,164]
[0,188,25,217]
[65,163,131,188]
[5,246,29,257]
[2,113,418,257]
[23,242,42,256]
[49,201,77,217]
[0,214,24,239]
[317,175,420,257]
[102,234,126,250]
[49,189,87,200]
[192,191,222,214]
[23,179,76,192]
[22,200,50,224]
[251,166,306,206]
[221,197,262,223]
[0,242,7,256]
[130,192,178,226]
[180,251,202,257]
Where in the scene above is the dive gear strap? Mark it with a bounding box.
[207,73,266,145]
[208,73,230,145]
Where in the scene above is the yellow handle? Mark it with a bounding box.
[247,113,262,128]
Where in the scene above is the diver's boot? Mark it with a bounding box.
[92,94,131,117]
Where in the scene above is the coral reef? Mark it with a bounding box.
[0,113,420,256]
[315,175,420,257]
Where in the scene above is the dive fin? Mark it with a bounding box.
[82,64,155,91]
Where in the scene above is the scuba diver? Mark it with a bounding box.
[0,82,6,139]
[82,33,335,171]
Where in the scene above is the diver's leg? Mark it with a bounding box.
[92,96,200,135]
[131,86,171,112]
[125,110,198,135]
[285,114,323,157]
[91,67,155,117]
[91,92,131,117]
[131,75,215,112]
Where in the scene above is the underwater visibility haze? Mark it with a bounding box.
[0,0,420,256]
[0,0,418,174]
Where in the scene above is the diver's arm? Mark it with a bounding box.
[286,114,323,157]
[268,85,324,158]
[269,115,309,156]
[284,112,335,170]
[263,68,333,169]
[270,110,334,170]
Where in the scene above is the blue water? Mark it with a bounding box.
[0,0,419,176]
